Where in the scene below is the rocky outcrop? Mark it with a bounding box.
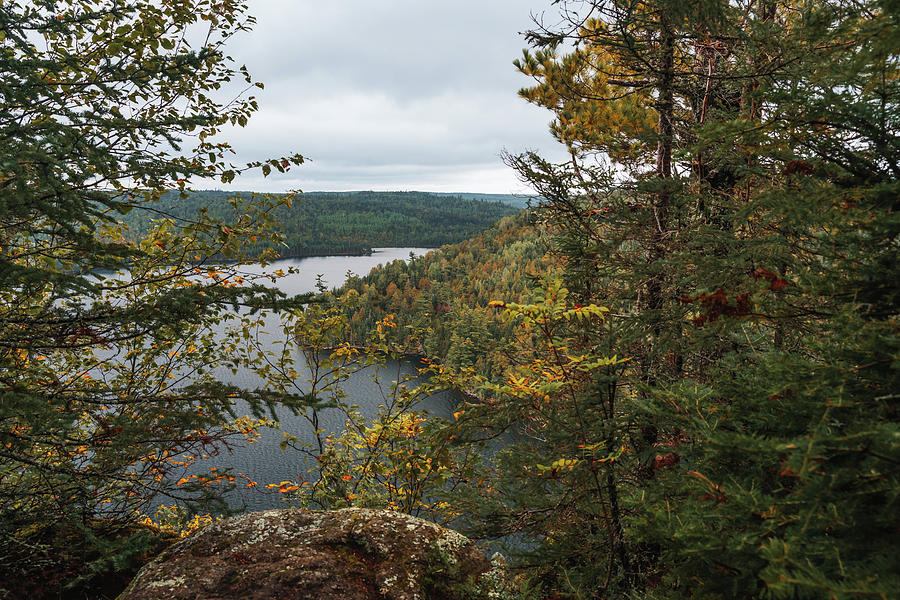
[117,507,500,600]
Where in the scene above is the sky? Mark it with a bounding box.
[214,0,567,194]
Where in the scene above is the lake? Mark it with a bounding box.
[233,247,432,296]
[188,248,461,512]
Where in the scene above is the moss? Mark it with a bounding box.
[119,508,497,600]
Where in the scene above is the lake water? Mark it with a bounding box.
[235,247,432,296]
[188,248,461,512]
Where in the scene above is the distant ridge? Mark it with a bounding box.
[119,190,519,258]
[430,192,537,208]
[302,191,537,209]
[190,190,539,209]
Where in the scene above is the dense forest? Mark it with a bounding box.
[119,190,519,257]
[2,1,897,600]
[332,212,553,381]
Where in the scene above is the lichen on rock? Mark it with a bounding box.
[117,508,499,600]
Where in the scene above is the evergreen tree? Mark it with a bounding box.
[482,0,899,597]
[0,1,305,595]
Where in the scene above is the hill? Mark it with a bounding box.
[334,211,555,381]
[120,190,519,258]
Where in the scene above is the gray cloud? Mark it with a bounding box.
[207,0,565,193]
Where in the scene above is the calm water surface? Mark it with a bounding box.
[238,247,432,296]
[190,248,460,512]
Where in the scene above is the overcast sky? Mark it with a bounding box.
[214,0,566,194]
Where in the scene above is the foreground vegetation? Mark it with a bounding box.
[1,1,897,599]
[466,1,899,596]
[1,1,310,596]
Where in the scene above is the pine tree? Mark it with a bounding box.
[492,0,898,597]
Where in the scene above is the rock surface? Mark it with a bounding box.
[117,507,497,600]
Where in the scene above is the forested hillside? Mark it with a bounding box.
[334,212,554,380]
[120,190,518,257]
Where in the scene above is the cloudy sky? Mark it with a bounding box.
[215,0,567,194]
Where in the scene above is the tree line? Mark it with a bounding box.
[118,190,519,258]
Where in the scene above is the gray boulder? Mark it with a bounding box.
[118,507,499,600]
